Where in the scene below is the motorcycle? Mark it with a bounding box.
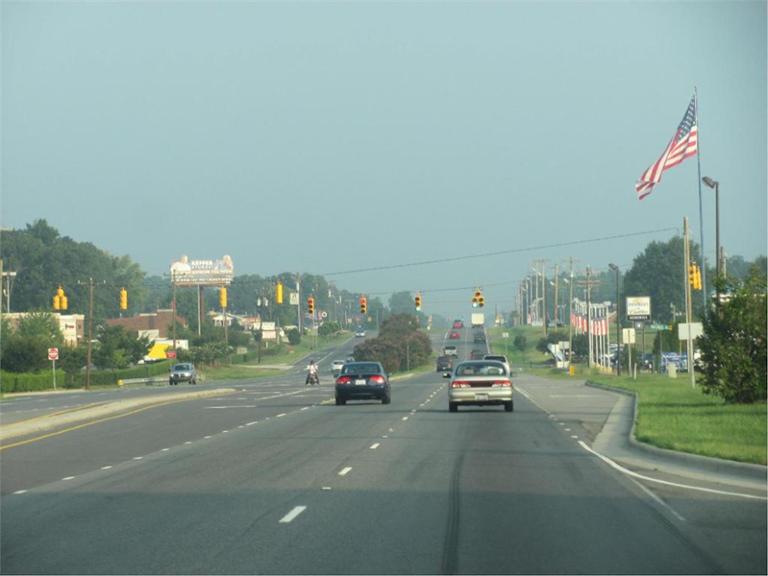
[306,371,319,386]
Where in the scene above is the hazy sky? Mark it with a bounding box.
[3,0,766,319]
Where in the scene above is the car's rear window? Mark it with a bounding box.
[173,364,192,371]
[455,363,506,376]
[341,363,380,375]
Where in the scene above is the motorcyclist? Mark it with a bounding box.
[305,359,319,385]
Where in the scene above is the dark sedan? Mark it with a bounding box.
[335,361,391,405]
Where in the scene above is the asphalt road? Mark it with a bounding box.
[1,331,765,574]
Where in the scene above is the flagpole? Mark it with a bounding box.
[695,86,707,312]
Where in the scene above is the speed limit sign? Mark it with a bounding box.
[48,348,59,361]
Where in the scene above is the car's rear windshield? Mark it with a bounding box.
[341,363,380,375]
[173,364,192,371]
[485,356,506,362]
[455,362,506,376]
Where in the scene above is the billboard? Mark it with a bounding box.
[170,255,234,286]
[626,296,651,321]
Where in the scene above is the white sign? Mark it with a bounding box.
[626,296,651,320]
[321,311,328,319]
[48,347,59,361]
[502,332,510,339]
[622,328,636,344]
[678,322,704,341]
[170,255,234,286]
[289,292,299,306]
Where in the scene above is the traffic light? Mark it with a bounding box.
[276,281,284,305]
[472,289,482,308]
[478,294,485,308]
[415,293,422,311]
[219,287,228,309]
[359,296,367,315]
[119,287,128,310]
[53,286,68,311]
[307,296,315,315]
[688,264,697,289]
[695,265,703,291]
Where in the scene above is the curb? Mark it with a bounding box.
[585,380,767,482]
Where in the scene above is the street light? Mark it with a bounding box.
[702,176,721,286]
[609,263,621,376]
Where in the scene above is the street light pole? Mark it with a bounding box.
[702,176,721,306]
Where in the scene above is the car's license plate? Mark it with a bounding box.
[475,393,488,401]
[355,379,367,385]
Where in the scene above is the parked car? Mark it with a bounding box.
[331,359,346,376]
[169,363,197,385]
[436,355,454,372]
[335,361,390,405]
[446,360,513,412]
[483,354,511,374]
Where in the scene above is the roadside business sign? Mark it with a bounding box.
[626,296,651,321]
[678,322,704,341]
[166,350,177,359]
[170,255,234,286]
[48,348,59,361]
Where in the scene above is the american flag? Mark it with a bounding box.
[635,95,698,200]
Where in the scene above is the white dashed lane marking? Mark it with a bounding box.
[279,506,307,524]
[339,467,352,476]
[370,443,380,450]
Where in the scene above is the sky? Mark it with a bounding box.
[2,0,766,320]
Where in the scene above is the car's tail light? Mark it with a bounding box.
[491,380,512,387]
[369,375,385,384]
[336,376,351,384]
[451,380,471,388]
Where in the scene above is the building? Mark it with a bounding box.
[3,312,85,346]
[106,309,187,339]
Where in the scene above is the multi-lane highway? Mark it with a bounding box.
[1,331,766,574]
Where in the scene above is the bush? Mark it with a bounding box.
[286,328,301,345]
[513,335,527,352]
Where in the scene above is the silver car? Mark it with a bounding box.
[446,360,513,412]
[331,360,346,377]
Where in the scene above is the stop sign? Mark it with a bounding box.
[48,348,59,361]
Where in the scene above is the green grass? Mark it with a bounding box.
[587,373,766,465]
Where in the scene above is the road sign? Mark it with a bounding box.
[48,348,59,361]
[320,311,328,319]
[502,332,510,339]
[678,322,703,341]
[166,350,177,359]
[289,292,299,306]
[622,328,636,345]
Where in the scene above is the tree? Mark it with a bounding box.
[513,334,527,352]
[698,270,767,403]
[93,325,149,369]
[623,236,702,323]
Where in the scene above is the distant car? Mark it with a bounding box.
[436,355,453,372]
[355,329,366,338]
[484,354,511,374]
[335,361,390,405]
[473,332,486,343]
[446,360,513,412]
[470,349,485,360]
[452,320,464,329]
[169,363,197,385]
[331,360,346,376]
[443,345,458,356]
[448,331,461,340]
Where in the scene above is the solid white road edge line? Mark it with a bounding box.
[279,506,307,523]
[578,441,767,501]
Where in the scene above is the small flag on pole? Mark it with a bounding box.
[635,95,698,200]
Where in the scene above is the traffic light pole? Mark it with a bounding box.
[683,218,695,388]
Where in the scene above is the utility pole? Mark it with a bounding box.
[553,264,559,326]
[567,257,574,368]
[577,267,600,369]
[86,278,94,390]
[296,273,302,334]
[683,217,696,387]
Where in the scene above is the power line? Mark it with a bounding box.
[322,227,678,276]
